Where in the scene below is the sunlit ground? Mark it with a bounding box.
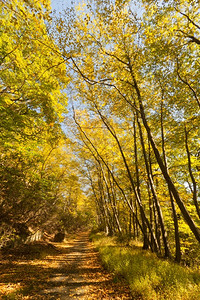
[93,233,200,300]
[0,233,131,299]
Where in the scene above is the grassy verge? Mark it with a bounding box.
[91,233,200,300]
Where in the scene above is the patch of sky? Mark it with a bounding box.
[51,0,144,16]
[171,106,185,122]
[51,0,79,13]
[50,0,144,137]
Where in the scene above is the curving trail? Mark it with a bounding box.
[0,232,132,299]
[41,232,132,299]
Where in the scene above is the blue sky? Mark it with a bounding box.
[51,0,81,12]
[51,0,143,19]
[51,0,70,12]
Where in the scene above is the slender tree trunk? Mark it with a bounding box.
[135,199,139,238]
[153,199,161,250]
[161,100,181,262]
[94,105,159,252]
[101,165,122,234]
[109,177,123,235]
[147,181,156,250]
[185,125,200,219]
[137,116,171,257]
[133,115,149,249]
[73,110,155,249]
[98,174,112,235]
[129,198,132,237]
[86,166,105,230]
[130,74,200,242]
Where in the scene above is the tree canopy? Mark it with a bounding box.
[0,0,199,264]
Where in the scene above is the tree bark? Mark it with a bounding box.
[184,125,200,219]
[133,115,149,249]
[93,105,159,252]
[130,74,200,242]
[160,100,181,262]
[137,115,171,257]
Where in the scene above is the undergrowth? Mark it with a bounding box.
[91,232,200,300]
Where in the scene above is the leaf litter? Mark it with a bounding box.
[0,232,133,299]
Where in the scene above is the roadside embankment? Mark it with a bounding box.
[91,232,200,300]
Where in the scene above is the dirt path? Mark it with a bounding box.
[0,232,132,299]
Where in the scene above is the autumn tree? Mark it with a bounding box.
[0,0,88,246]
[55,0,200,261]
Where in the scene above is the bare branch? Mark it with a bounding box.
[176,58,200,109]
[177,10,200,31]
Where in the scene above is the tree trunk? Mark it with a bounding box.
[102,165,122,234]
[131,75,200,242]
[185,125,200,219]
[133,115,149,249]
[94,105,159,252]
[73,110,155,248]
[137,116,171,257]
[160,100,181,262]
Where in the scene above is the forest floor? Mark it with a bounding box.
[0,232,132,299]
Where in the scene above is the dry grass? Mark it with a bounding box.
[92,233,200,300]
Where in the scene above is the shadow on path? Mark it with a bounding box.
[0,232,132,299]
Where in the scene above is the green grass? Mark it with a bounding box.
[91,233,200,300]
